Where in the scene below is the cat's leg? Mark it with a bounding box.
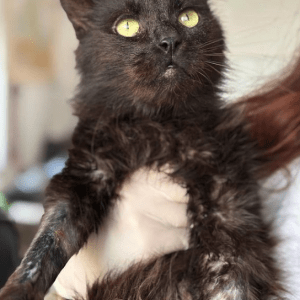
[186,176,283,300]
[0,161,116,300]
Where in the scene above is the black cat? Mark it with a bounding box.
[0,0,284,299]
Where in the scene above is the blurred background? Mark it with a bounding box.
[0,0,299,288]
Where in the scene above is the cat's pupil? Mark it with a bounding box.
[125,22,129,30]
[182,14,189,22]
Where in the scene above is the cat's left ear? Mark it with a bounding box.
[60,0,95,39]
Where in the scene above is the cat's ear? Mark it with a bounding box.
[60,0,95,39]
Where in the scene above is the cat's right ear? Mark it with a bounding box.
[60,0,95,39]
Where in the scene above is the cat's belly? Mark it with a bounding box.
[48,167,190,299]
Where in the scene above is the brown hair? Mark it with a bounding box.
[234,51,300,179]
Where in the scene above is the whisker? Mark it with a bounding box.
[199,38,224,49]
[204,62,224,77]
[205,60,227,68]
[201,45,224,52]
[202,53,225,57]
[198,70,214,86]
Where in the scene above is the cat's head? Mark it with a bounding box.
[61,0,225,118]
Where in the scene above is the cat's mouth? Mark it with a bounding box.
[159,58,190,83]
[164,65,177,78]
[162,58,184,78]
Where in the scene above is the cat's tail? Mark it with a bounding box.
[234,50,300,179]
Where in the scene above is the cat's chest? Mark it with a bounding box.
[73,118,212,188]
[50,167,190,299]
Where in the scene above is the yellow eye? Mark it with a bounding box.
[116,19,139,37]
[178,10,199,28]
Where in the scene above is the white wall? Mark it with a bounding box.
[0,0,8,172]
[211,0,300,99]
[7,1,78,170]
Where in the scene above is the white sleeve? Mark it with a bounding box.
[261,159,300,300]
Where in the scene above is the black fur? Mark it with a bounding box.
[0,0,284,299]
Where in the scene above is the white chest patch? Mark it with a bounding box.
[48,167,190,299]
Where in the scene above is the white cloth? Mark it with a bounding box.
[261,159,300,300]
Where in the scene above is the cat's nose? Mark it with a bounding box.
[159,37,181,54]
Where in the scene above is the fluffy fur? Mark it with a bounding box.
[1,0,300,299]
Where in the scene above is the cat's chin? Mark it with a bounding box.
[163,66,177,78]
[161,66,187,83]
